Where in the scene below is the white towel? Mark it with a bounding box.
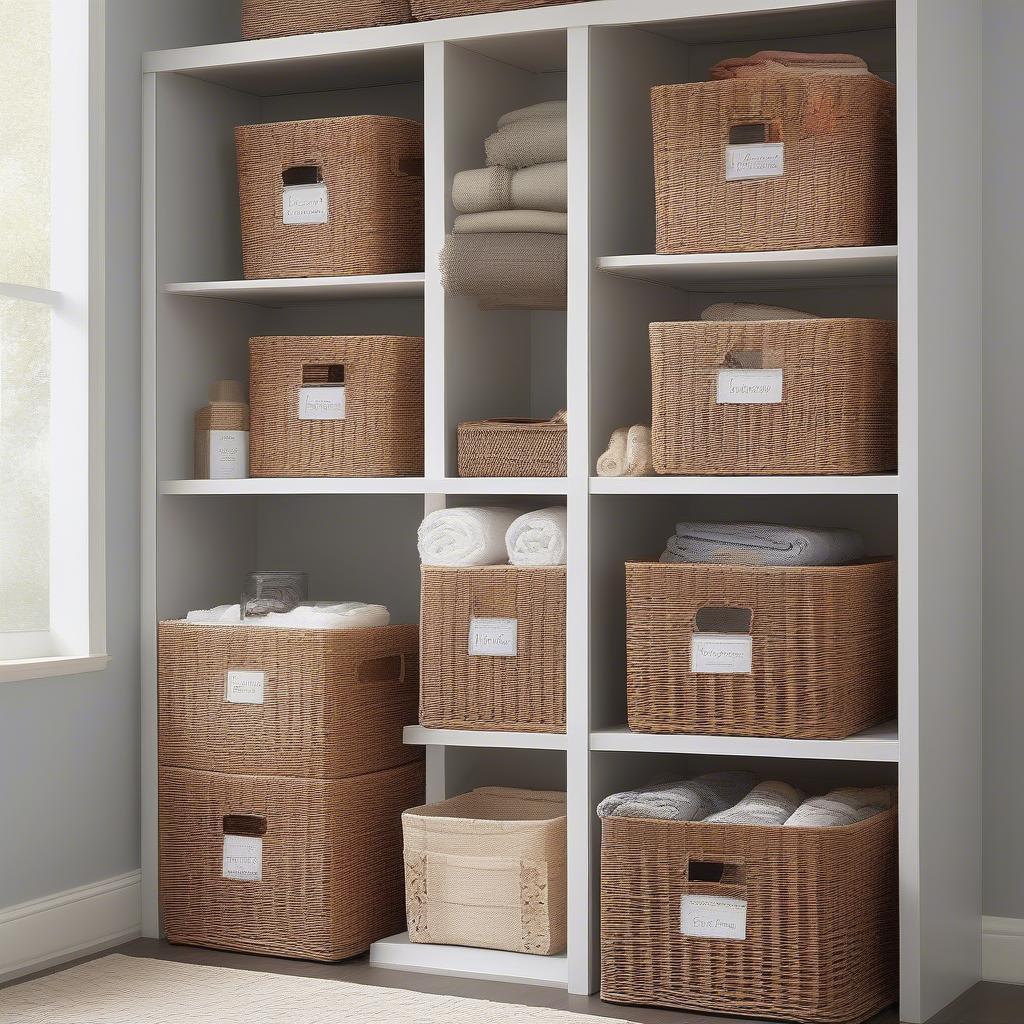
[705,781,805,826]
[418,506,520,566]
[506,507,568,566]
[184,601,390,630]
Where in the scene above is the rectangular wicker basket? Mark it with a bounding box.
[159,759,424,961]
[242,0,411,38]
[419,565,566,733]
[410,0,581,20]
[600,808,898,1023]
[157,621,419,779]
[403,787,567,955]
[236,116,423,279]
[625,559,896,739]
[651,318,897,476]
[249,335,424,478]
[457,418,567,478]
[652,76,896,253]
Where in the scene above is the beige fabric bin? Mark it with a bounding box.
[403,787,567,955]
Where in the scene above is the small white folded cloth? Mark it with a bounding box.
[184,601,390,630]
[705,781,805,826]
[418,506,519,566]
[505,507,568,566]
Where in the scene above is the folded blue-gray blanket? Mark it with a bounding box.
[660,521,865,567]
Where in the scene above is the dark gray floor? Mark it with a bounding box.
[3,937,1019,1024]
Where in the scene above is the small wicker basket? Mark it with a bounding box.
[410,0,581,20]
[458,418,567,478]
[242,0,411,38]
[404,787,567,955]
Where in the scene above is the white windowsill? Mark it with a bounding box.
[0,653,110,684]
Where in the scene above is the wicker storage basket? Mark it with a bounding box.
[236,116,423,279]
[157,621,418,779]
[600,807,898,1023]
[651,318,897,476]
[249,335,424,477]
[458,418,567,478]
[652,76,896,253]
[420,565,566,733]
[404,787,567,954]
[160,759,424,961]
[242,0,410,38]
[625,559,896,739]
[411,0,580,20]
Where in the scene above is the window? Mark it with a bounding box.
[0,0,104,678]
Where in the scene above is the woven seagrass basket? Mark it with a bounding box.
[600,807,898,1023]
[248,335,424,477]
[411,0,581,21]
[236,116,423,279]
[242,0,410,38]
[625,559,896,739]
[157,621,419,779]
[652,76,896,253]
[458,418,567,478]
[420,565,566,733]
[159,759,424,961]
[403,787,567,955]
[651,318,897,476]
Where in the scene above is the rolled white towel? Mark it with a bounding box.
[785,785,895,828]
[598,772,756,821]
[705,780,805,826]
[506,506,568,566]
[418,506,520,566]
[596,427,628,477]
[184,601,390,630]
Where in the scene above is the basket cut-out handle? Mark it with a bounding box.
[222,814,266,837]
[302,363,344,385]
[694,606,752,634]
[359,654,404,684]
[728,120,782,144]
[282,165,322,186]
[398,157,424,178]
[688,858,746,885]
[721,349,764,370]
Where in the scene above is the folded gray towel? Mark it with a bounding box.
[660,521,866,567]
[785,787,894,828]
[453,210,567,234]
[485,116,567,169]
[705,781,804,826]
[497,100,566,127]
[451,162,568,214]
[597,771,756,821]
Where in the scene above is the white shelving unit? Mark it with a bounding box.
[141,1,981,1021]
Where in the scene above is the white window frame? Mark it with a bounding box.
[0,0,106,682]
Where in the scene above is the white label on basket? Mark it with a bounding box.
[681,895,747,940]
[222,835,263,882]
[725,142,784,181]
[208,430,249,480]
[716,368,783,405]
[282,182,328,224]
[690,633,753,674]
[468,617,518,657]
[225,669,265,705]
[298,386,345,420]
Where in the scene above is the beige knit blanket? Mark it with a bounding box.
[451,161,567,214]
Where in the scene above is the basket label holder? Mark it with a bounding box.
[225,669,266,704]
[725,142,784,181]
[716,368,783,404]
[222,834,263,882]
[468,617,518,657]
[690,633,753,673]
[207,430,249,480]
[680,894,748,940]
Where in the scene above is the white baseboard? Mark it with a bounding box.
[0,871,141,984]
[983,915,1024,985]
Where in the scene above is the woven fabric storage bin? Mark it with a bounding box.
[420,565,566,733]
[242,0,410,38]
[411,0,580,21]
[651,76,896,253]
[404,787,567,955]
[625,559,896,739]
[157,621,418,779]
[651,318,897,476]
[249,335,424,477]
[236,116,423,279]
[458,418,567,478]
[600,807,898,1023]
[159,759,424,961]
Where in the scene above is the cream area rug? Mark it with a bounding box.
[0,955,634,1023]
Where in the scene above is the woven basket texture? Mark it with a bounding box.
[420,565,566,733]
[651,318,897,476]
[458,419,567,478]
[652,76,896,253]
[242,0,411,37]
[159,759,425,961]
[625,559,896,739]
[403,787,567,955]
[236,116,423,279]
[249,335,424,477]
[600,808,898,1023]
[157,621,419,779]
[411,0,581,20]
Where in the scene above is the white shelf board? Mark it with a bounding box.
[160,478,429,495]
[590,721,899,763]
[432,477,569,495]
[369,932,568,988]
[591,475,900,495]
[165,274,425,305]
[403,725,568,749]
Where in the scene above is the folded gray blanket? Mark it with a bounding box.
[705,780,804,826]
[453,210,567,234]
[597,771,756,821]
[660,521,866,567]
[485,116,567,169]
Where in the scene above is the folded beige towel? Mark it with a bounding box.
[625,425,653,476]
[452,163,567,214]
[454,210,567,234]
[596,427,628,477]
[711,50,872,80]
[701,301,818,321]
[497,100,566,127]
[512,161,567,212]
[486,116,567,169]
[451,166,514,215]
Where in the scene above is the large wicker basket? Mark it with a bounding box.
[249,335,424,477]
[236,116,423,279]
[242,0,410,38]
[411,0,581,20]
[420,565,566,733]
[158,621,419,779]
[651,318,897,476]
[458,418,567,478]
[625,559,896,739]
[600,807,898,1023]
[652,76,896,253]
[404,787,567,955]
[160,759,424,961]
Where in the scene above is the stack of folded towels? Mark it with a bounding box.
[598,771,894,828]
[660,521,866,566]
[441,100,567,310]
[418,505,567,567]
[710,49,878,80]
[184,601,390,630]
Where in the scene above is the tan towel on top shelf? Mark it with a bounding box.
[497,99,566,127]
[485,117,567,169]
[710,50,872,80]
[701,301,819,321]
[454,210,567,234]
